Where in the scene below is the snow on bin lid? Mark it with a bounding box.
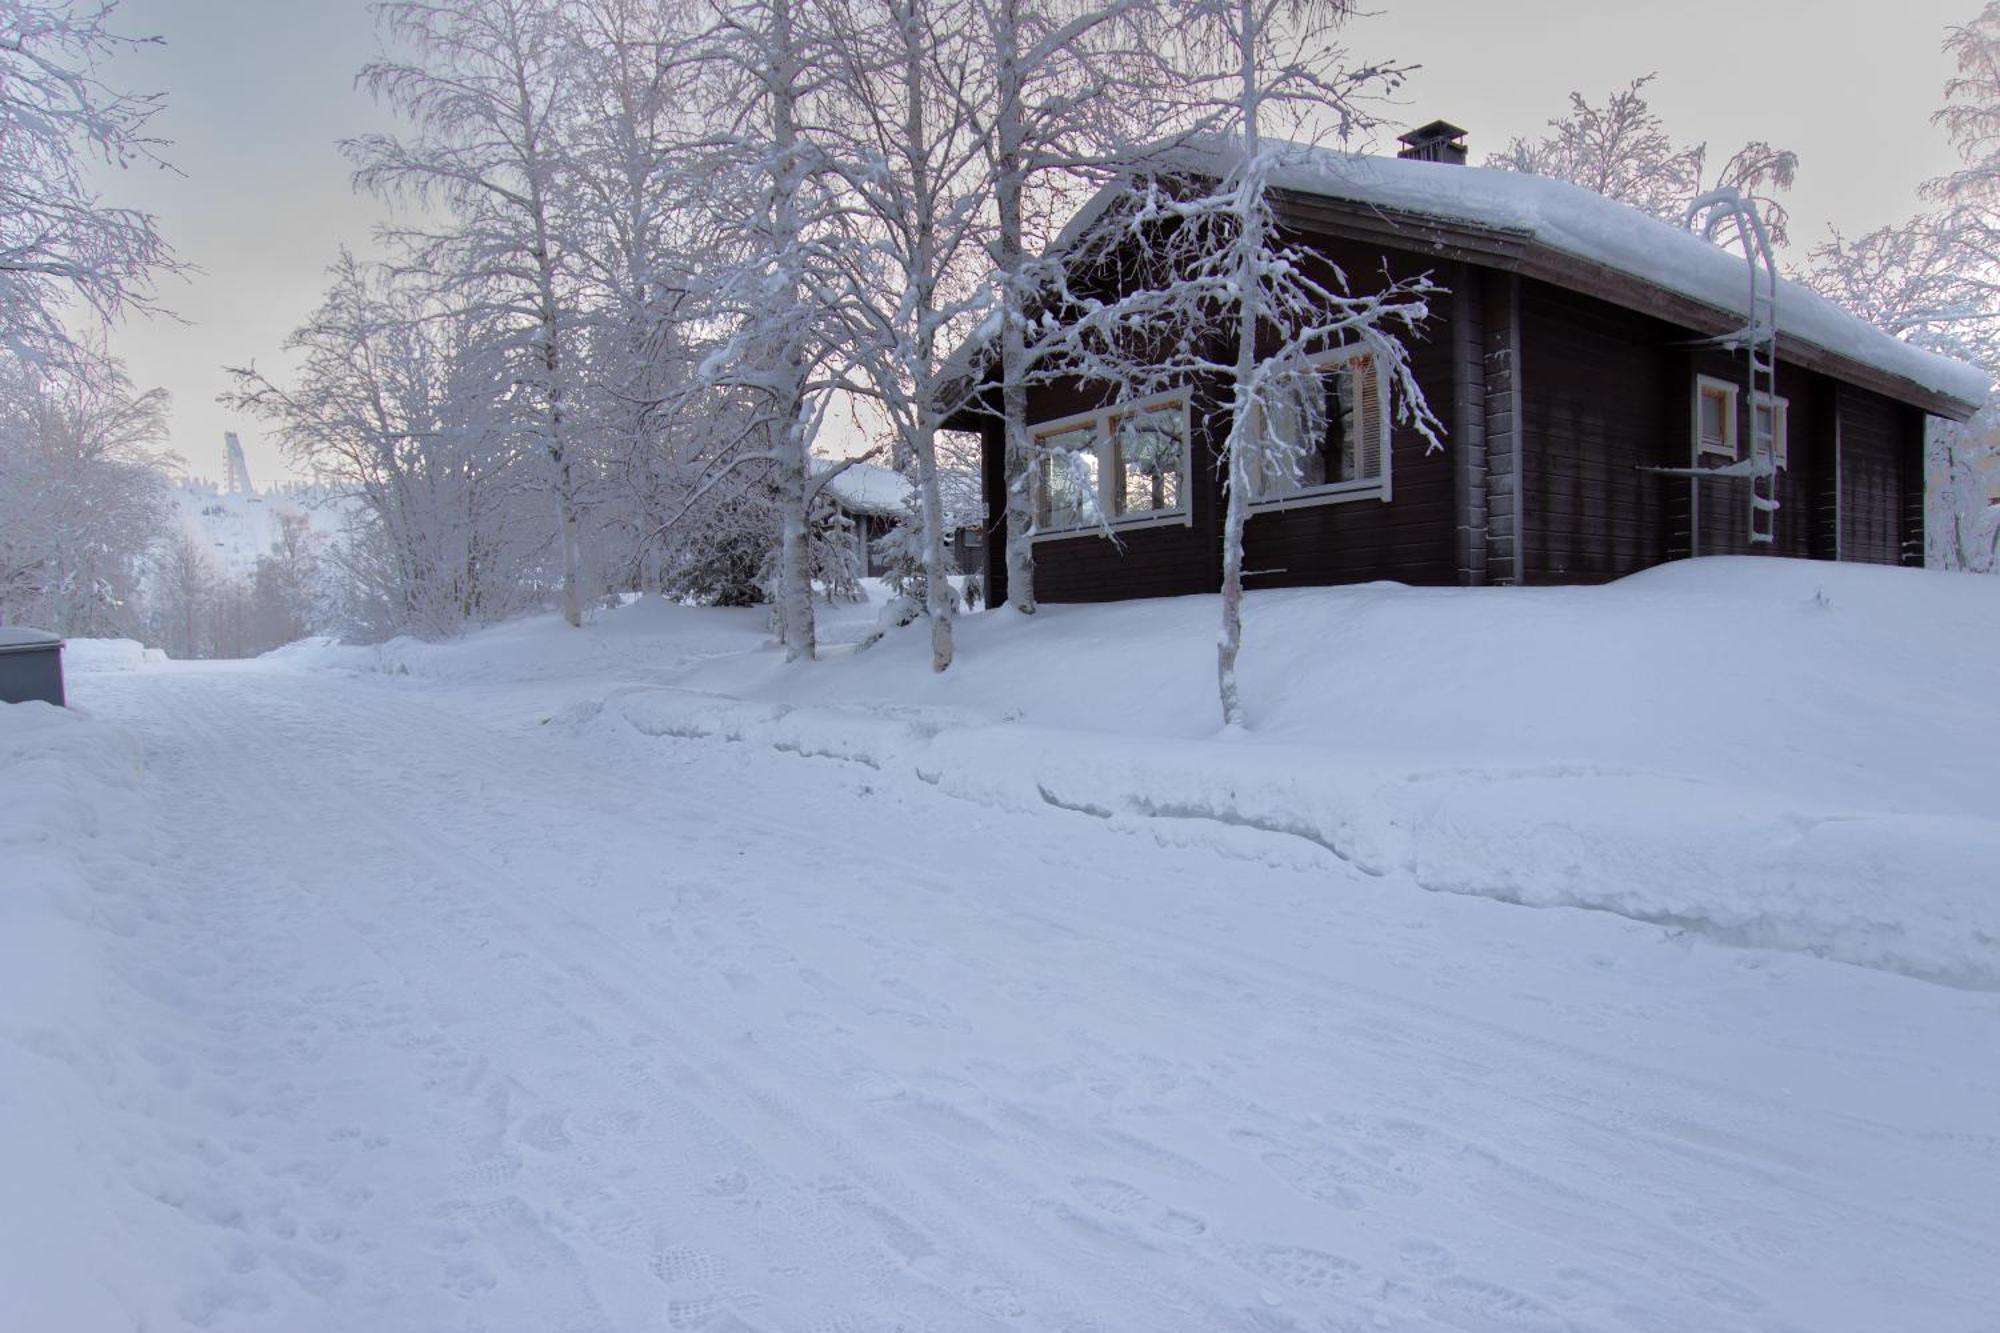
[1046,137,1992,415]
[0,627,64,654]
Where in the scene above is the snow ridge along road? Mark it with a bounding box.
[42,659,2000,1332]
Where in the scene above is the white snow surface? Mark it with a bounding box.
[171,483,358,582]
[13,558,2000,1331]
[816,459,912,518]
[1061,141,1990,411]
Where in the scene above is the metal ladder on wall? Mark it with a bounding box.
[1684,187,1780,545]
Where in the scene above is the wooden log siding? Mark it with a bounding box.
[1518,279,1677,583]
[1900,406,1928,567]
[1014,375,1221,604]
[1837,386,1910,566]
[1235,232,1460,591]
[1481,270,1524,584]
[1686,351,1824,561]
[1808,377,1841,562]
[971,187,1960,606]
[1451,263,1490,585]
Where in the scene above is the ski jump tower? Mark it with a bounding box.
[223,431,256,497]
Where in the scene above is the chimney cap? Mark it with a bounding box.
[1397,120,1469,148]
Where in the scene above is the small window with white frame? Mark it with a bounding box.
[1752,392,1789,470]
[1032,392,1192,538]
[1695,375,1739,458]
[1248,346,1391,508]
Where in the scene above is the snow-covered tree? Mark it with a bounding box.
[1489,75,1799,246]
[226,255,540,638]
[1803,4,2000,571]
[816,0,997,671]
[673,0,856,661]
[250,510,330,650]
[348,0,591,627]
[556,0,711,596]
[0,349,170,634]
[959,0,1166,615]
[1080,0,1436,724]
[0,0,178,371]
[146,526,216,659]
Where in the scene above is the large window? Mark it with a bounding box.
[1032,393,1191,538]
[1248,347,1390,508]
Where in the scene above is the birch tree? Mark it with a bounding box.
[347,0,590,626]
[0,0,179,370]
[677,0,849,660]
[1489,75,1799,246]
[814,0,1002,671]
[557,0,717,594]
[226,256,538,638]
[1802,3,2000,571]
[0,348,170,633]
[1167,0,1437,724]
[962,0,1165,614]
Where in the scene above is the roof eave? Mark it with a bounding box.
[1268,189,1987,422]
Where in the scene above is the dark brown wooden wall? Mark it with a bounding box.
[978,216,1938,605]
[1836,387,1918,566]
[1005,376,1223,604]
[1516,279,1676,582]
[1685,349,1825,561]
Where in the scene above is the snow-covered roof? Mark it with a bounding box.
[0,626,62,652]
[815,458,984,530]
[817,460,912,518]
[1046,138,1990,415]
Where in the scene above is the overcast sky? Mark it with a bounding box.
[94,0,1976,485]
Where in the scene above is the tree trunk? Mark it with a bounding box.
[1217,0,1263,728]
[768,0,817,660]
[776,418,816,662]
[995,0,1036,614]
[899,0,952,670]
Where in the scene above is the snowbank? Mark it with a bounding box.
[279,558,2000,988]
[642,558,2000,988]
[269,595,771,685]
[0,703,188,1329]
[61,638,167,673]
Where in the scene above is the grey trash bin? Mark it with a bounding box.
[0,628,65,706]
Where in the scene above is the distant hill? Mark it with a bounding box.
[171,480,361,581]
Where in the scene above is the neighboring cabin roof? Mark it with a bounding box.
[818,460,911,519]
[1042,138,1990,421]
[815,458,984,530]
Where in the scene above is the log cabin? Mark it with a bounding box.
[947,125,1989,604]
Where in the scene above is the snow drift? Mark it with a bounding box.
[282,558,2000,988]
[0,703,197,1329]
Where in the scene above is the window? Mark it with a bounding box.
[1031,392,1192,538]
[1752,394,1789,470]
[1035,423,1100,531]
[1694,376,1788,470]
[1695,376,1738,458]
[1249,347,1390,507]
[1110,402,1188,517]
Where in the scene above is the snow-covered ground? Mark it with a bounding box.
[13,558,2000,1331]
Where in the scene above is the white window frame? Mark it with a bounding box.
[1694,375,1740,459]
[1752,392,1790,470]
[1246,344,1394,513]
[1030,390,1194,542]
